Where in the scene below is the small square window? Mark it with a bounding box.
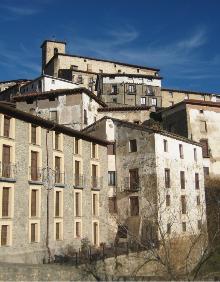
[182,222,186,232]
[164,139,168,152]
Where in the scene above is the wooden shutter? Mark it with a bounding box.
[166,195,170,206]
[75,138,79,154]
[93,194,97,216]
[31,151,38,181]
[55,191,60,217]
[31,223,36,242]
[2,145,10,178]
[31,189,37,217]
[75,161,80,186]
[129,169,139,190]
[109,197,117,213]
[31,125,37,144]
[55,157,61,183]
[180,171,185,189]
[2,187,9,217]
[92,143,96,158]
[1,225,8,245]
[165,169,170,188]
[181,195,186,214]
[200,139,209,157]
[107,144,115,155]
[55,133,59,150]
[93,222,98,245]
[4,116,10,137]
[129,140,137,152]
[130,196,139,216]
[56,222,60,240]
[76,222,80,237]
[75,192,80,216]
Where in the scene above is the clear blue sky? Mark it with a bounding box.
[1,0,220,93]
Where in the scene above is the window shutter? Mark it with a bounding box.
[31,125,37,144]
[2,145,10,178]
[56,222,60,240]
[55,191,60,217]
[1,225,8,245]
[31,190,37,217]
[31,223,36,242]
[200,139,209,157]
[2,187,9,217]
[4,116,10,137]
[31,151,38,181]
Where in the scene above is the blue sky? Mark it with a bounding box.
[1,0,220,93]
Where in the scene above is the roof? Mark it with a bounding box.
[100,73,163,80]
[13,88,107,107]
[82,116,201,147]
[98,105,153,112]
[41,39,66,48]
[0,102,110,146]
[45,52,160,72]
[162,87,220,96]
[0,79,29,85]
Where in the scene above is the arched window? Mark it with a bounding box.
[54,47,58,55]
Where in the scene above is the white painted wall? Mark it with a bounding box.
[103,76,161,87]
[154,134,206,237]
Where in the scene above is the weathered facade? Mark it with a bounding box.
[97,74,162,107]
[0,103,109,263]
[152,100,220,177]
[83,117,206,245]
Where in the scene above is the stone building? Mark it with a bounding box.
[151,99,220,177]
[14,88,107,130]
[83,117,206,245]
[161,88,218,108]
[0,80,31,102]
[96,73,162,107]
[0,102,109,263]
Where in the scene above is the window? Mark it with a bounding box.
[56,222,61,240]
[55,156,61,183]
[197,196,200,206]
[91,164,98,188]
[31,151,39,181]
[133,120,140,124]
[112,98,117,103]
[74,138,80,155]
[50,111,58,122]
[203,167,209,177]
[180,171,185,189]
[151,98,157,106]
[2,187,10,217]
[200,139,209,157]
[198,220,202,230]
[129,169,139,191]
[167,223,171,235]
[93,222,99,245]
[111,85,118,94]
[77,75,83,84]
[179,144,184,159]
[30,223,37,242]
[54,48,58,55]
[182,222,186,232]
[2,145,11,178]
[169,91,173,98]
[84,109,88,125]
[1,225,9,246]
[31,125,37,144]
[91,143,97,158]
[3,116,11,138]
[74,160,81,187]
[129,139,137,152]
[200,121,207,133]
[165,169,170,188]
[55,191,61,217]
[55,132,60,150]
[128,84,135,93]
[99,69,103,73]
[31,189,37,217]
[130,196,139,216]
[51,79,55,85]
[200,109,204,114]
[107,144,115,155]
[92,193,98,216]
[75,221,81,238]
[194,148,197,161]
[109,196,117,213]
[195,173,200,189]
[166,195,170,207]
[141,97,146,105]
[75,192,81,217]
[181,195,186,214]
[108,171,116,186]
[164,139,168,152]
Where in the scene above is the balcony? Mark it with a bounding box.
[29,167,42,182]
[123,177,140,192]
[74,174,84,188]
[91,176,103,190]
[55,170,65,185]
[0,162,16,181]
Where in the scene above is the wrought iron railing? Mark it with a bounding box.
[0,162,16,179]
[55,170,65,184]
[29,166,42,181]
[123,177,140,192]
[74,174,84,188]
[91,176,103,190]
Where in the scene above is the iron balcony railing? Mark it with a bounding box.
[55,170,65,184]
[29,167,42,182]
[74,174,84,188]
[123,177,140,192]
[91,176,103,190]
[0,162,16,179]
